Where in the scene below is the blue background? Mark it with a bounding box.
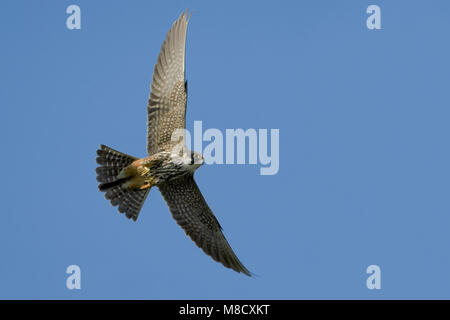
[1,0,449,299]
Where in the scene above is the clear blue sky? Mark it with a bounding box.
[1,0,450,299]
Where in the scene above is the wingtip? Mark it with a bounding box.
[246,269,260,278]
[238,263,253,277]
[182,9,192,23]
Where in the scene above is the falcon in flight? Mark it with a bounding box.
[95,11,250,276]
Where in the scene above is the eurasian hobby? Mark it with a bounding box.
[95,11,250,276]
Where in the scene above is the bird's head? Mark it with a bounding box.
[172,147,204,172]
[189,150,204,169]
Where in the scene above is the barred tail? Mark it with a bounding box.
[96,145,150,221]
[98,178,128,192]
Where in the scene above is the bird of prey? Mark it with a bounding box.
[95,11,250,276]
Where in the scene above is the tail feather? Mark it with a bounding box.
[96,145,137,169]
[96,145,150,221]
[105,186,150,220]
[96,167,122,183]
[98,178,129,191]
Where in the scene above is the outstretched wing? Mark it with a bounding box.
[158,175,251,276]
[147,11,190,155]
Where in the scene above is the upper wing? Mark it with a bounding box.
[158,175,251,276]
[147,11,190,155]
